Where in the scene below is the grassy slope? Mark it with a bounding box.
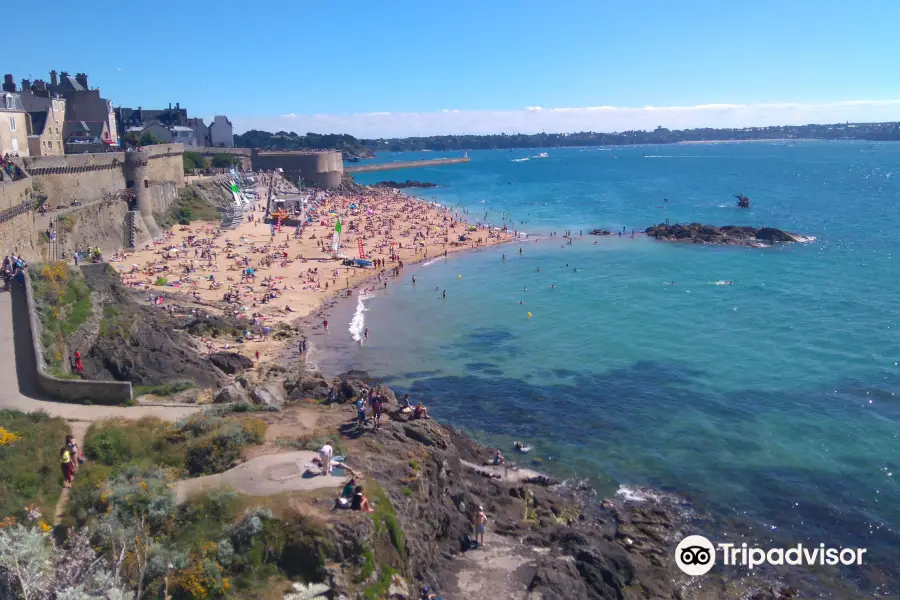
[30,262,92,377]
[0,410,70,520]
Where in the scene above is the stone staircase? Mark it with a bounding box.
[125,211,137,248]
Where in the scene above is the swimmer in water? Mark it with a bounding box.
[412,275,416,284]
[573,268,578,272]
[519,247,523,254]
[442,289,446,298]
[536,267,541,272]
[523,286,528,291]
[502,254,506,260]
[519,300,525,304]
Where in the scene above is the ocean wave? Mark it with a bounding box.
[712,280,734,286]
[616,484,666,503]
[511,157,530,162]
[644,155,706,158]
[421,257,441,267]
[791,235,817,243]
[348,293,369,342]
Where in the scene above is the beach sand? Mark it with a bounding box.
[113,173,516,362]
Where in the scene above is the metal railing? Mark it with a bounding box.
[0,199,36,224]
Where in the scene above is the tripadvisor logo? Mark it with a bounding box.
[675,535,716,576]
[674,535,867,576]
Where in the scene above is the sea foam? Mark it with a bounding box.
[349,293,369,342]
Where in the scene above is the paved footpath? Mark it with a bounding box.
[0,286,197,423]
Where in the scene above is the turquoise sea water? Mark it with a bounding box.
[325,143,900,591]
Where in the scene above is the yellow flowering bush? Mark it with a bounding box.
[0,427,22,446]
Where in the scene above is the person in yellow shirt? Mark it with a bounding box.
[60,446,73,488]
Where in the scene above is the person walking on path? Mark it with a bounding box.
[475,505,488,547]
[60,445,74,488]
[65,435,82,475]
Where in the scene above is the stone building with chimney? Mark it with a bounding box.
[0,91,29,156]
[4,70,118,152]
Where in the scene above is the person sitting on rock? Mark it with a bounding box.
[351,485,373,512]
[412,403,429,420]
[492,450,505,466]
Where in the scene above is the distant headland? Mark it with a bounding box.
[236,121,900,158]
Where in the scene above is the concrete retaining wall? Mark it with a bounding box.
[21,269,132,405]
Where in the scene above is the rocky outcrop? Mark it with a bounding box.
[208,352,253,375]
[373,180,438,189]
[645,222,805,246]
[316,370,802,600]
[213,383,249,404]
[588,228,613,235]
[250,384,284,408]
[79,268,242,388]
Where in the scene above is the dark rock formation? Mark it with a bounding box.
[79,270,252,388]
[286,372,331,401]
[645,222,803,246]
[374,180,438,189]
[208,352,253,375]
[213,383,249,404]
[588,229,613,235]
[329,394,802,600]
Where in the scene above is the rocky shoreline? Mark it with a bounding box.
[238,365,802,600]
[645,223,808,246]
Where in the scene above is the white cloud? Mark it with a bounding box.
[233,100,900,138]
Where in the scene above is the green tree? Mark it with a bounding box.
[211,154,241,169]
[139,132,162,146]
[183,151,207,173]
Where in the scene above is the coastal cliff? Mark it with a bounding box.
[645,223,805,246]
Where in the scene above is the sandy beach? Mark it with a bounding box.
[111,173,517,360]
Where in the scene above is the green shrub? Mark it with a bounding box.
[85,417,183,470]
[0,410,69,519]
[133,381,195,397]
[363,566,395,600]
[30,263,94,374]
[367,483,405,558]
[65,462,113,526]
[185,425,245,476]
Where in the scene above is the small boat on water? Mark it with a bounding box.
[513,441,532,453]
[535,152,549,158]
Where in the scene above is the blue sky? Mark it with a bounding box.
[13,0,900,136]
